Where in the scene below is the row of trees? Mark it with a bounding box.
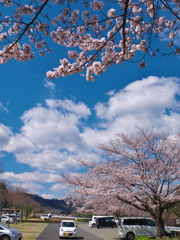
[0,180,67,220]
[0,180,44,220]
[0,0,179,81]
[60,128,180,238]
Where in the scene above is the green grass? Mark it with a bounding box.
[158,238,180,240]
[135,237,153,240]
[77,218,89,222]
[135,236,180,240]
[11,222,48,240]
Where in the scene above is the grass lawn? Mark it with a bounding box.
[157,238,180,240]
[11,222,48,240]
[135,237,180,240]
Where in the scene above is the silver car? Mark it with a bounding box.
[1,216,15,224]
[117,217,180,240]
[0,223,22,240]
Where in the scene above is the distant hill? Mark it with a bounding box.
[27,193,73,213]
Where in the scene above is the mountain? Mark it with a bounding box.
[27,193,73,214]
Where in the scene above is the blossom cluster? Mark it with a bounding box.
[0,0,179,81]
[0,43,34,64]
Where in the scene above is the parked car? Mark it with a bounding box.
[16,214,21,221]
[1,215,15,224]
[118,217,180,240]
[59,220,77,239]
[40,213,52,220]
[96,217,117,228]
[2,214,16,220]
[0,222,22,240]
[89,215,105,227]
[88,215,115,227]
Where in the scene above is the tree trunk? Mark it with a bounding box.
[156,212,166,238]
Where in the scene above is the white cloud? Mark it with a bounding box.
[94,76,180,134]
[1,171,60,195]
[2,100,96,173]
[1,76,180,198]
[0,123,12,149]
[50,183,70,192]
[11,182,44,194]
[106,90,116,96]
[1,171,59,183]
[0,102,9,113]
[95,76,180,120]
[41,193,55,199]
[3,134,34,153]
[13,106,84,151]
[44,79,56,90]
[79,76,180,149]
[15,150,82,172]
[50,183,73,198]
[46,99,91,118]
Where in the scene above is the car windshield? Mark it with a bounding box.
[0,223,10,228]
[62,222,75,227]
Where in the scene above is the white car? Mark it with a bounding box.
[0,222,22,240]
[59,220,77,239]
[1,215,15,224]
[40,214,52,220]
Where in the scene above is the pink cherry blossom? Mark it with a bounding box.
[0,0,179,81]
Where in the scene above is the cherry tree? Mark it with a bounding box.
[60,128,180,238]
[0,0,180,81]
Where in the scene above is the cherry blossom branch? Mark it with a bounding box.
[1,0,50,57]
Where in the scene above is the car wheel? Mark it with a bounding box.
[0,235,11,240]
[5,221,9,224]
[92,223,96,227]
[126,232,134,240]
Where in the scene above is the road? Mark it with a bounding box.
[36,222,119,240]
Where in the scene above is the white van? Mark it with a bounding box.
[118,217,171,240]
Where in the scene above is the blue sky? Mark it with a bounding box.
[0,14,180,199]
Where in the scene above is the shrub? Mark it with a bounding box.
[77,218,89,222]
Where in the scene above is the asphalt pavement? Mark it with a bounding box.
[35,222,103,240]
[77,222,119,240]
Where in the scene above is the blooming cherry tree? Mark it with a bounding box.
[60,128,180,238]
[0,0,180,81]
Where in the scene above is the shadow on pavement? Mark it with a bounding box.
[60,238,84,239]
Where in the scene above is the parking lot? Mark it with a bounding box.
[36,222,119,240]
[77,222,119,240]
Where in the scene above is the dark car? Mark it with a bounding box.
[96,217,116,228]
